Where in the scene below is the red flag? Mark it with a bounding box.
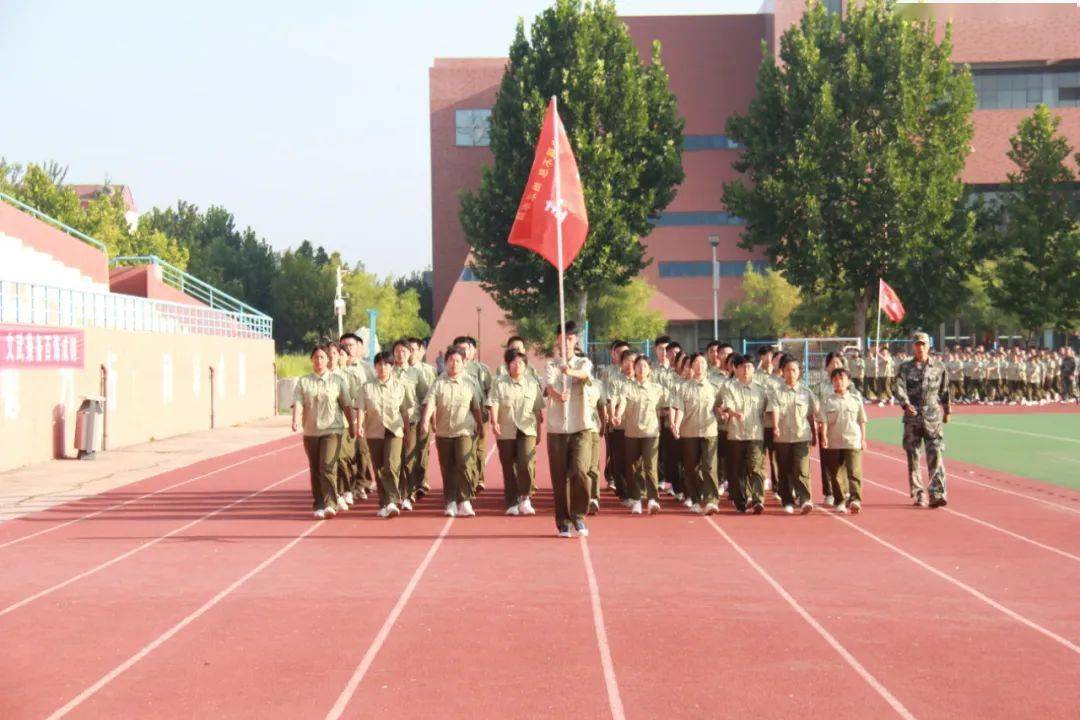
[879,278,906,323]
[508,98,589,271]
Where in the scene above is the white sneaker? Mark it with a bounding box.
[682,498,693,509]
[824,495,835,507]
[630,500,643,515]
[313,509,328,520]
[783,504,794,514]
[520,497,536,515]
[356,488,368,500]
[557,529,572,538]
[704,502,719,515]
[621,498,635,508]
[444,502,457,517]
[458,501,476,517]
[377,504,397,519]
[336,497,349,512]
[850,501,862,514]
[648,499,661,515]
[690,503,703,514]
[574,519,590,537]
[344,492,355,505]
[835,502,849,514]
[659,481,672,493]
[800,502,814,515]
[587,498,600,515]
[764,478,772,492]
[719,482,728,497]
[505,505,520,516]
[387,502,400,517]
[401,499,413,511]
[323,505,337,518]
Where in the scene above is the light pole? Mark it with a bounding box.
[709,234,720,341]
[476,306,482,349]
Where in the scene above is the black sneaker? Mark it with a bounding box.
[929,496,948,508]
[752,502,765,515]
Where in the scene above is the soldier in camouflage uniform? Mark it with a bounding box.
[893,332,951,508]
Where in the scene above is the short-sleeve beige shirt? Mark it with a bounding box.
[817,391,867,450]
[361,376,413,439]
[544,355,596,434]
[613,379,668,439]
[293,371,349,437]
[424,374,480,438]
[767,383,819,443]
[489,374,545,440]
[673,378,721,438]
[720,380,768,442]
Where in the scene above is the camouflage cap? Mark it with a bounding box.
[912,331,931,346]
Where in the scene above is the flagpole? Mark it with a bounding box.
[874,279,882,357]
[553,95,569,388]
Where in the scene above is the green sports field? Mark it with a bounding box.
[866,412,1080,490]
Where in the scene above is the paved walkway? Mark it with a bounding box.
[0,415,291,523]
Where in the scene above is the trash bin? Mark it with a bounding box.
[74,396,105,460]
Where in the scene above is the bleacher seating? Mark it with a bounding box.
[0,232,109,293]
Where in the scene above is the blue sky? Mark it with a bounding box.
[0,0,766,278]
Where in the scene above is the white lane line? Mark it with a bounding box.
[809,456,1080,564]
[0,445,294,550]
[703,516,916,720]
[580,537,627,720]
[324,517,455,720]
[324,442,497,719]
[45,516,325,720]
[823,511,1080,655]
[0,468,305,619]
[950,421,1080,444]
[864,447,1080,516]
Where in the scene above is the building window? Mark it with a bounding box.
[824,0,842,14]
[455,109,492,147]
[682,135,742,151]
[650,211,744,227]
[972,66,1080,109]
[460,266,479,281]
[658,260,767,278]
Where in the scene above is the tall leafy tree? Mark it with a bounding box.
[722,0,976,338]
[460,0,684,327]
[985,105,1080,333]
[724,265,802,338]
[271,246,336,350]
[343,264,432,344]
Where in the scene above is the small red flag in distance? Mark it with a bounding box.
[507,98,589,271]
[879,278,906,323]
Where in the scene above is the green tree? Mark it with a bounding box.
[724,265,802,338]
[393,269,434,327]
[722,0,976,338]
[271,246,336,350]
[590,279,668,342]
[342,264,432,344]
[460,0,684,327]
[985,105,1080,333]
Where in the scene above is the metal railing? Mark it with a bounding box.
[0,191,109,251]
[110,255,270,318]
[0,278,273,339]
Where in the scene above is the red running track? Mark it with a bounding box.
[1,418,1078,719]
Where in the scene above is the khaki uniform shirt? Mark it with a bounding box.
[817,391,867,450]
[544,355,597,434]
[343,360,376,406]
[719,380,768,442]
[613,378,669,439]
[489,374,545,440]
[360,376,413,439]
[603,372,633,430]
[392,365,423,422]
[409,362,437,409]
[293,371,349,437]
[672,377,721,438]
[424,374,480,438]
[767,383,819,444]
[466,361,494,403]
[754,372,782,428]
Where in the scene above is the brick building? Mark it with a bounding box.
[429,1,1080,368]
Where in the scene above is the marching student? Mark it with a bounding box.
[719,354,768,514]
[755,346,781,498]
[670,353,723,514]
[488,347,544,516]
[357,351,415,518]
[584,367,604,514]
[340,333,376,500]
[453,336,493,495]
[767,357,819,514]
[292,344,357,519]
[544,321,595,537]
[814,351,847,506]
[406,337,436,499]
[604,348,637,506]
[390,339,421,508]
[601,340,631,497]
[817,367,867,514]
[326,342,356,507]
[611,355,671,515]
[422,348,484,518]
